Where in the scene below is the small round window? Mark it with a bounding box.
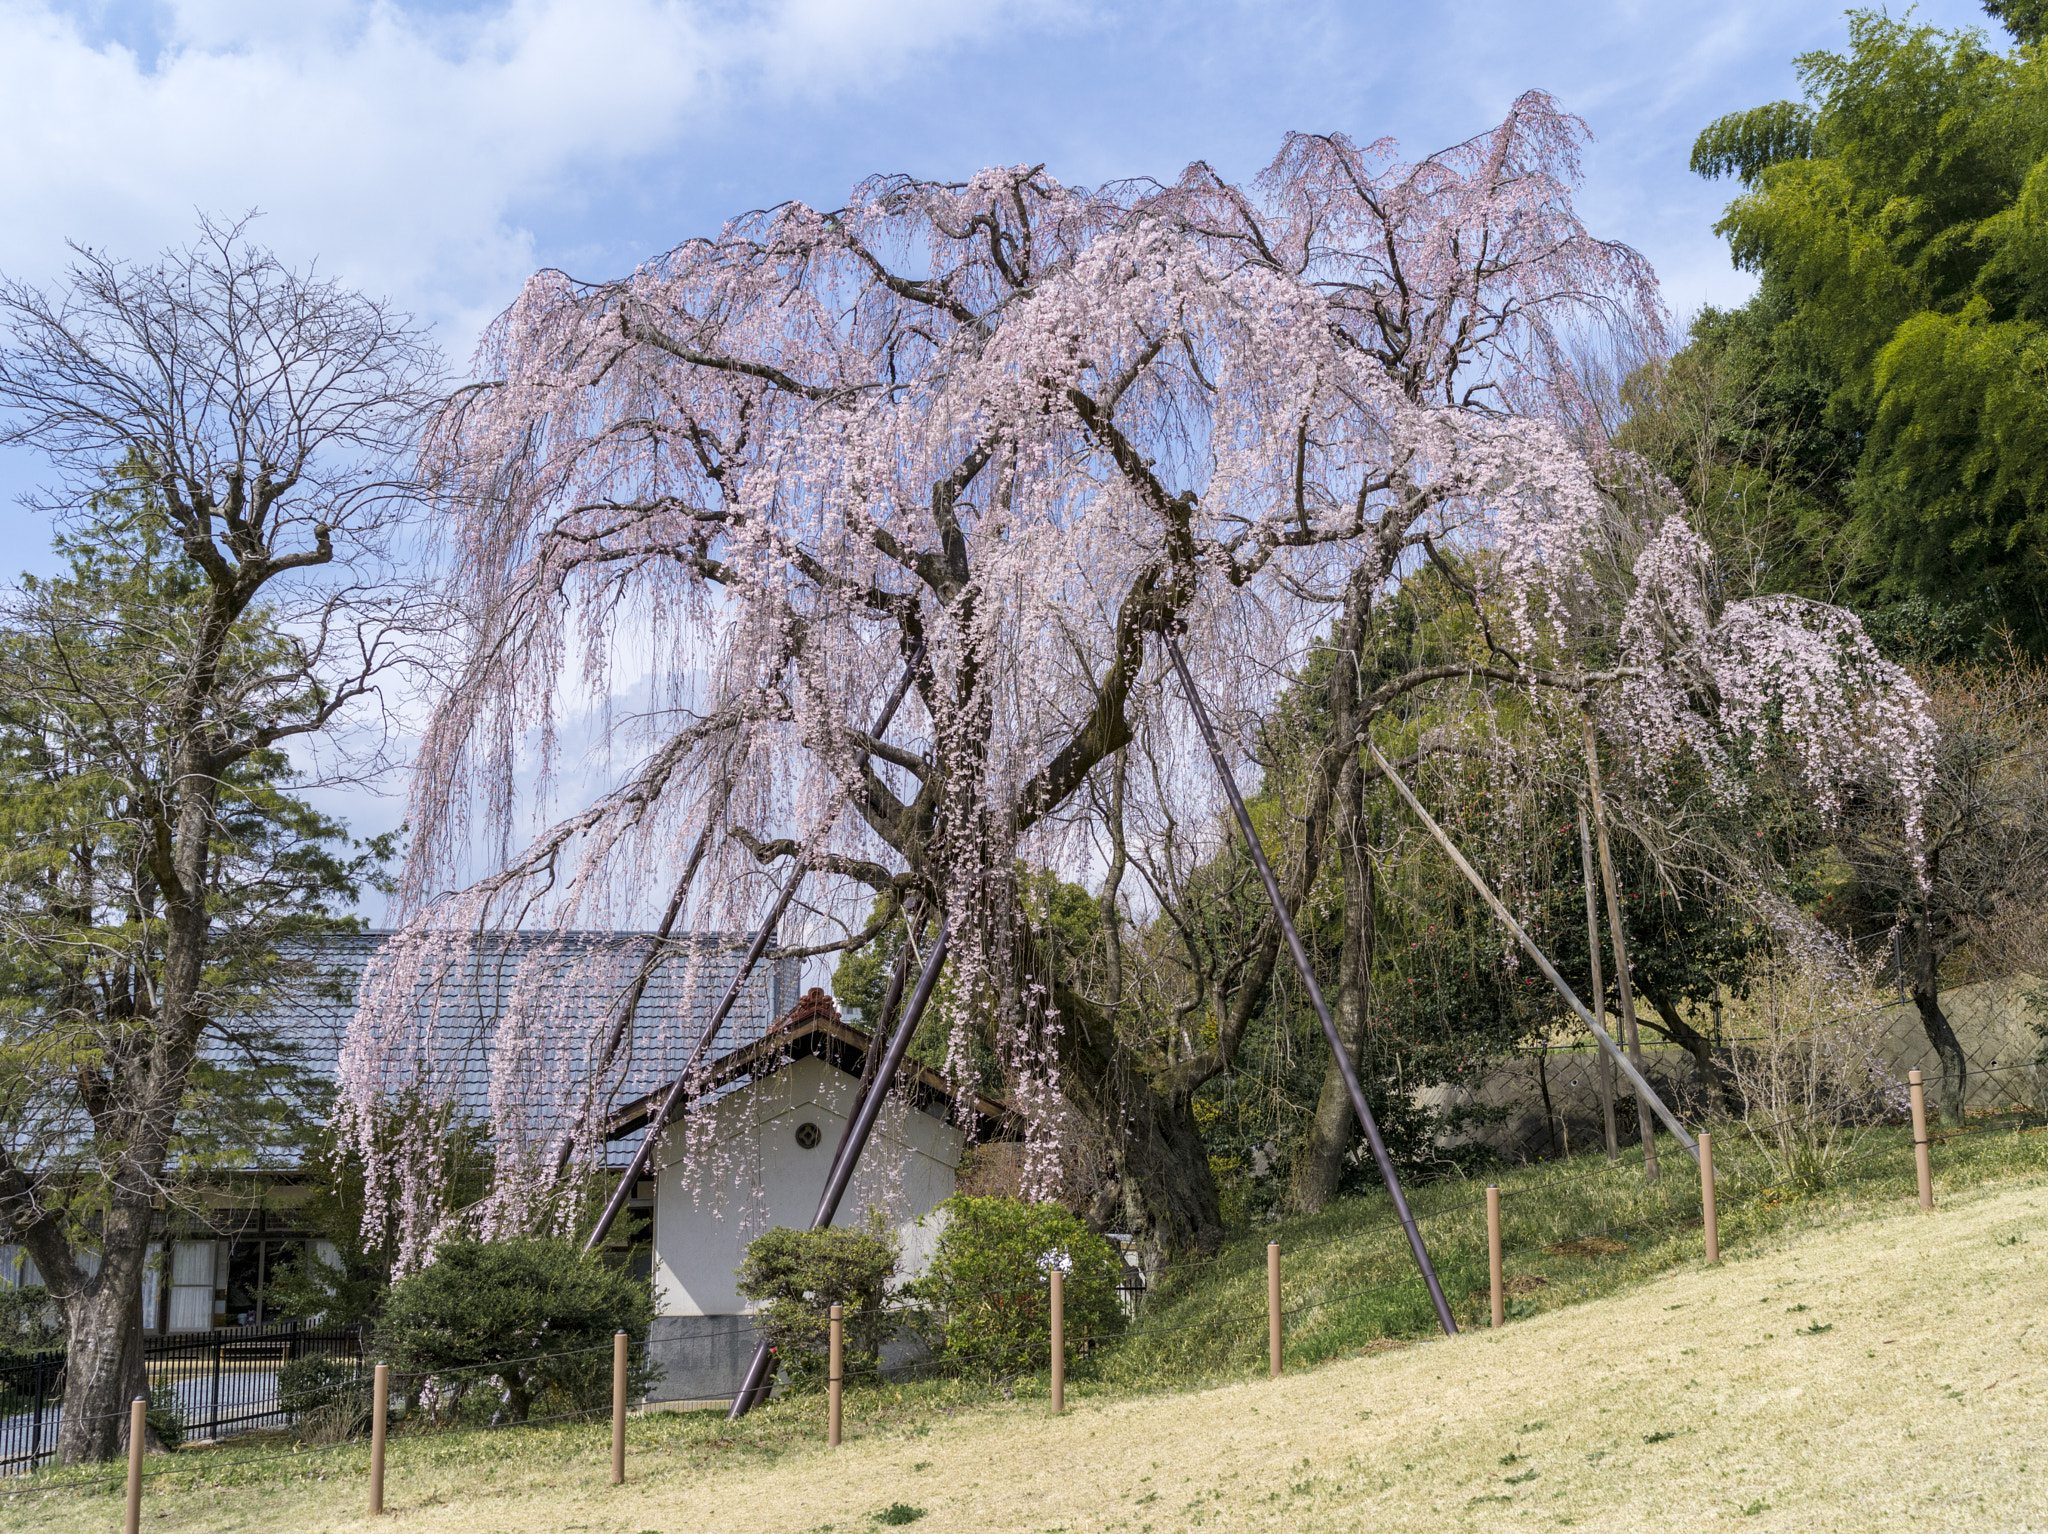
[794,1121,822,1150]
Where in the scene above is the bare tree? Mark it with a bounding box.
[0,220,436,1462]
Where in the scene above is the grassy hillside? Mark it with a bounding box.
[1096,1115,2043,1387]
[7,1120,2044,1532]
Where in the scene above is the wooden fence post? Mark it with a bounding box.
[1700,1131,1719,1264]
[369,1361,389,1515]
[1050,1270,1065,1414]
[1267,1243,1282,1377]
[611,1330,628,1485]
[828,1304,844,1446]
[1910,1069,1934,1210]
[123,1395,144,1534]
[1487,1187,1504,1328]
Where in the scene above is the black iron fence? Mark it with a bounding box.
[1,1321,365,1476]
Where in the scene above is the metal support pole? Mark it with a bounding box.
[1165,635,1457,1337]
[586,645,928,1254]
[1049,1272,1065,1414]
[1910,1069,1934,1210]
[729,925,953,1419]
[1267,1243,1282,1377]
[369,1361,389,1515]
[1487,1186,1504,1328]
[1581,719,1657,1181]
[123,1396,145,1534]
[1578,806,1619,1163]
[611,1331,628,1484]
[208,1326,222,1443]
[1700,1132,1719,1263]
[828,1305,844,1446]
[584,867,809,1253]
[1369,744,1699,1163]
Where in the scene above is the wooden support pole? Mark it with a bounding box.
[1050,1272,1065,1414]
[1487,1187,1505,1328]
[123,1396,145,1534]
[611,1331,628,1484]
[369,1361,389,1515]
[1267,1243,1282,1378]
[828,1304,844,1446]
[1910,1069,1934,1210]
[1581,719,1657,1182]
[1577,805,1619,1163]
[1700,1132,1719,1264]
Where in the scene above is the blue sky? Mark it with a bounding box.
[0,0,2002,899]
[0,0,1999,549]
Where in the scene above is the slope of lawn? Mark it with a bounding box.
[7,1118,2045,1533]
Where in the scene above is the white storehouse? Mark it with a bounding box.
[604,989,1015,1404]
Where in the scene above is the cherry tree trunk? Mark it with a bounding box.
[1055,988,1224,1256]
[1288,752,1374,1214]
[1910,946,1969,1127]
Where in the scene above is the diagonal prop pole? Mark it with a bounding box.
[1577,804,1620,1164]
[584,645,929,1253]
[827,909,926,1167]
[582,866,810,1253]
[728,923,953,1419]
[1164,634,1458,1339]
[1368,744,1699,1163]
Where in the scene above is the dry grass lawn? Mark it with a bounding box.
[14,1175,2048,1533]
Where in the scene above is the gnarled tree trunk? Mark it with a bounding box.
[1909,943,1968,1127]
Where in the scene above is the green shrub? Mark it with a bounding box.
[908,1196,1125,1377]
[377,1235,654,1422]
[277,1354,372,1441]
[736,1224,898,1391]
[277,1354,357,1417]
[146,1379,186,1452]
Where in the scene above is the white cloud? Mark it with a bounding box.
[0,0,1036,347]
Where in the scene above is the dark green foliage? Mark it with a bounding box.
[875,1506,927,1525]
[908,1196,1125,1376]
[378,1235,654,1423]
[735,1224,899,1391]
[260,1227,390,1331]
[0,1284,60,1356]
[1984,0,2047,45]
[0,479,396,1239]
[276,1356,363,1425]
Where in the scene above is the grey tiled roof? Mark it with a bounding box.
[230,930,800,1156]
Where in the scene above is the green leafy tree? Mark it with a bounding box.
[1689,11,2048,645]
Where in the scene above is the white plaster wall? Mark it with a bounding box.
[651,1056,965,1316]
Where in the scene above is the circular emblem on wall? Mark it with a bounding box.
[794,1121,822,1149]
